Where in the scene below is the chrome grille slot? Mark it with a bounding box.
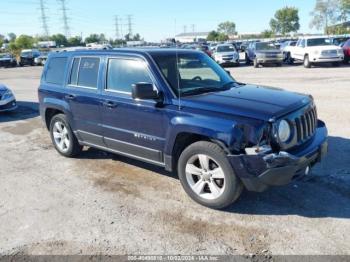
[293,107,317,143]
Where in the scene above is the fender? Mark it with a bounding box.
[164,113,267,156]
[41,97,74,128]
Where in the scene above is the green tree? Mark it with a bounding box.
[8,33,16,42]
[261,30,275,38]
[339,0,350,21]
[15,35,34,49]
[310,0,339,34]
[67,36,82,46]
[270,7,300,35]
[218,21,237,35]
[50,34,68,47]
[207,31,219,41]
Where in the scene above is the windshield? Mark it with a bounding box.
[256,42,278,50]
[151,52,237,97]
[307,38,331,46]
[217,45,236,52]
[0,53,11,58]
[21,51,32,57]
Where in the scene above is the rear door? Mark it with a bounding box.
[65,56,104,146]
[100,55,167,165]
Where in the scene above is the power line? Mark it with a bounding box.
[39,0,49,38]
[115,15,123,39]
[57,0,70,37]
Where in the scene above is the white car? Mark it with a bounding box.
[290,36,344,68]
[213,44,240,67]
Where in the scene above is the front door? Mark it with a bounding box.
[100,56,167,165]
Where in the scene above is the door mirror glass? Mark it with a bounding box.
[132,83,159,100]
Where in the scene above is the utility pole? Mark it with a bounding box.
[115,16,120,39]
[39,0,49,38]
[58,0,70,37]
[191,24,196,33]
[126,14,133,37]
[183,25,187,33]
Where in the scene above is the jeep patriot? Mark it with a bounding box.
[38,49,328,209]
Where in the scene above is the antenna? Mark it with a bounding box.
[39,0,49,39]
[175,19,181,111]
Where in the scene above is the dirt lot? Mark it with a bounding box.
[0,64,349,257]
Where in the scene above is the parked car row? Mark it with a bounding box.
[0,49,49,68]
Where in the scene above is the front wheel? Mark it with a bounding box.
[178,141,243,209]
[253,58,259,68]
[304,55,312,68]
[49,114,82,158]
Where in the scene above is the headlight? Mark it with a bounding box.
[278,120,291,143]
[2,90,14,100]
[337,49,344,55]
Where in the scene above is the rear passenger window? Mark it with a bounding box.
[45,57,67,85]
[106,58,153,93]
[69,57,100,88]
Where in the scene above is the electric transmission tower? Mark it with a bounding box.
[58,0,70,37]
[39,0,50,38]
[126,15,133,37]
[115,15,121,39]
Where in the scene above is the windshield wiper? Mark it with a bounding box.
[181,86,230,96]
[222,81,246,89]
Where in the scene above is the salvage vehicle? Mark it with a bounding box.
[34,51,49,66]
[0,53,17,68]
[0,84,17,112]
[213,44,240,66]
[280,41,297,64]
[342,39,350,63]
[245,42,283,67]
[19,49,41,66]
[289,36,344,68]
[38,49,328,209]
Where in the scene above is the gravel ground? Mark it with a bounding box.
[0,63,349,257]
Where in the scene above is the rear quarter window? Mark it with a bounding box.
[45,57,68,85]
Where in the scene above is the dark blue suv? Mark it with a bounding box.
[38,49,328,209]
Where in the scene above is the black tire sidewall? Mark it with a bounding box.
[49,114,79,157]
[178,142,242,209]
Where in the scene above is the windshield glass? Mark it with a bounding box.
[21,51,32,57]
[151,52,237,97]
[256,42,278,50]
[217,45,236,52]
[0,53,11,58]
[307,38,331,46]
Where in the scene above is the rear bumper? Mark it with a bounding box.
[228,121,328,192]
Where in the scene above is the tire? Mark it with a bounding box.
[49,114,82,158]
[245,54,251,65]
[253,58,259,68]
[177,141,243,209]
[304,55,311,68]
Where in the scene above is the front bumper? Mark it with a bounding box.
[217,59,240,66]
[0,98,17,112]
[312,56,344,63]
[257,57,283,64]
[228,121,328,192]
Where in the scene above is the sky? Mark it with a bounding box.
[0,0,320,42]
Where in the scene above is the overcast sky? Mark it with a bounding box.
[1,0,320,41]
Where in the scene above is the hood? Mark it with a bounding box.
[0,84,9,95]
[216,51,238,56]
[181,84,311,121]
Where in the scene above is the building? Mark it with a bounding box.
[175,32,209,43]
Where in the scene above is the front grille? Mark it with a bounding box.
[321,50,337,56]
[294,107,318,143]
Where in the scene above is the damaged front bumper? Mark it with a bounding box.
[228,121,328,192]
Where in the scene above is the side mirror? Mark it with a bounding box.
[132,83,159,100]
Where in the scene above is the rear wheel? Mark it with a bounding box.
[49,114,82,158]
[178,141,243,209]
[304,55,311,68]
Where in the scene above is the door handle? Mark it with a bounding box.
[103,101,118,108]
[65,94,76,100]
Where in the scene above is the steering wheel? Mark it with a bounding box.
[192,76,202,81]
